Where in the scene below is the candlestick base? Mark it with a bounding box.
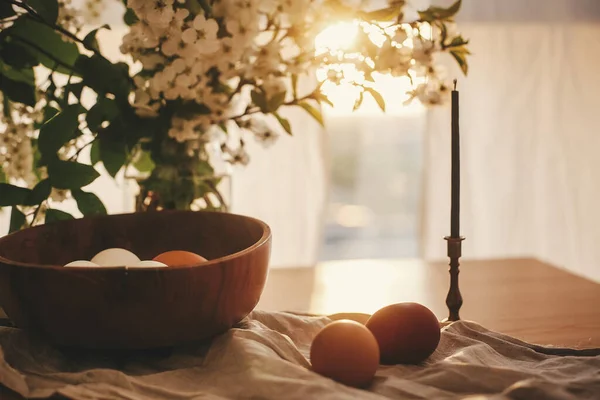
[444,236,465,322]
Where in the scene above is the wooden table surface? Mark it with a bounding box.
[257,257,600,348]
[1,257,599,399]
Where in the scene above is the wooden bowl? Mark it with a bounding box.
[0,210,271,349]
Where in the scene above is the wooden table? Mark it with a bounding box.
[257,257,600,348]
[1,257,599,399]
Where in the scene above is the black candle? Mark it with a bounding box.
[451,80,460,238]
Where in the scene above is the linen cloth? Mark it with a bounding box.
[0,311,599,399]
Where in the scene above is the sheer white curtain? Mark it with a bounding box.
[231,108,327,268]
[422,0,600,282]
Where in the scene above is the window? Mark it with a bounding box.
[315,22,426,261]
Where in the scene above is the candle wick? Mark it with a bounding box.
[453,79,457,90]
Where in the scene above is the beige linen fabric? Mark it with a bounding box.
[0,311,598,399]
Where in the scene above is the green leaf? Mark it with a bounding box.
[0,2,15,19]
[27,0,59,23]
[439,20,448,43]
[90,140,100,165]
[365,87,385,112]
[0,42,38,69]
[251,90,268,112]
[72,189,106,216]
[65,81,84,101]
[0,61,35,85]
[34,106,60,129]
[291,74,298,99]
[357,30,379,60]
[364,71,375,83]
[418,0,462,22]
[24,179,51,206]
[267,91,286,112]
[0,166,6,183]
[361,5,402,22]
[450,49,469,75]
[45,208,74,223]
[86,97,119,131]
[75,55,131,99]
[0,183,31,207]
[82,24,110,52]
[298,101,324,127]
[451,45,471,55]
[353,91,364,111]
[9,208,25,233]
[8,18,80,75]
[48,160,100,189]
[0,73,36,106]
[315,92,334,108]
[324,0,357,19]
[123,7,138,25]
[38,104,85,156]
[133,150,155,173]
[449,35,469,48]
[274,113,292,135]
[99,139,127,177]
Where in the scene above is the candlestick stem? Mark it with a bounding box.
[444,236,464,322]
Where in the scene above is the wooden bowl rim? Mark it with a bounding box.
[0,210,271,270]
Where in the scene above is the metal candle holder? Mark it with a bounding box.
[444,235,464,322]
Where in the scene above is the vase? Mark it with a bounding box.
[134,173,231,213]
[128,124,235,213]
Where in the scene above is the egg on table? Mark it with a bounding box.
[90,248,141,267]
[64,260,100,267]
[310,319,380,388]
[153,250,207,267]
[366,302,441,365]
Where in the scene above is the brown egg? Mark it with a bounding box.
[152,250,207,267]
[310,319,380,388]
[366,302,440,365]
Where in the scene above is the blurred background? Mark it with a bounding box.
[1,0,599,283]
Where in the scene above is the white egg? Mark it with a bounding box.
[64,260,100,268]
[91,248,140,267]
[129,260,168,268]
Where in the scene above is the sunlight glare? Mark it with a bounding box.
[315,21,426,116]
[315,21,360,54]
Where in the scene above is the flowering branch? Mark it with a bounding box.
[10,34,78,74]
[0,0,470,223]
[9,0,88,49]
[7,0,133,83]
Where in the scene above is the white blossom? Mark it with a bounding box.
[129,0,175,29]
[225,19,258,47]
[410,80,451,106]
[83,0,104,23]
[224,145,250,165]
[138,53,165,70]
[214,0,259,25]
[247,116,279,147]
[160,31,184,57]
[118,0,461,180]
[57,0,82,37]
[168,117,199,142]
[250,42,282,76]
[412,37,437,68]
[377,41,413,77]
